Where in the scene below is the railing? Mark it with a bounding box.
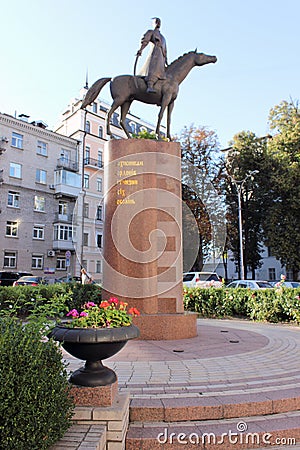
[56,158,79,172]
[54,212,73,223]
[84,157,103,168]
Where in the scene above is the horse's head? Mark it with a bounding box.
[194,51,217,66]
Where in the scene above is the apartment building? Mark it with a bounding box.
[55,85,161,282]
[0,113,81,278]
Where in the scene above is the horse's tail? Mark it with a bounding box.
[81,77,111,109]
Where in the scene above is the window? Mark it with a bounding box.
[83,203,89,218]
[34,196,45,212]
[92,102,97,113]
[8,191,20,208]
[4,251,17,268]
[129,121,136,133]
[6,221,18,237]
[58,201,68,216]
[54,224,73,241]
[83,233,89,246]
[97,234,102,248]
[37,140,47,156]
[84,174,89,189]
[36,169,47,184]
[32,255,43,269]
[9,162,22,178]
[56,257,66,270]
[96,205,103,220]
[84,146,90,164]
[12,132,23,149]
[98,150,103,167]
[96,260,102,273]
[97,177,103,192]
[60,149,70,163]
[268,268,276,281]
[33,225,44,240]
[99,126,103,138]
[85,120,91,133]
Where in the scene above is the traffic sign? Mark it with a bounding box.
[65,250,71,258]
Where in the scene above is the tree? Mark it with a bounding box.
[177,125,225,271]
[225,131,271,278]
[263,100,300,279]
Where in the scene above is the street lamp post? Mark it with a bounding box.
[228,170,259,280]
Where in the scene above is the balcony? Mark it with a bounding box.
[54,169,81,197]
[54,213,73,223]
[57,157,79,172]
[52,240,75,251]
[84,157,103,169]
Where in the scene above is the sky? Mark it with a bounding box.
[0,0,299,148]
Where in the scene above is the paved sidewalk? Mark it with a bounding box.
[62,318,300,394]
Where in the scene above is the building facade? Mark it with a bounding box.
[55,86,161,282]
[0,113,81,279]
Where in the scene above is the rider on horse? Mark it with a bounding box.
[136,18,168,94]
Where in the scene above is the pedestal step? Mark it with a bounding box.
[126,411,300,449]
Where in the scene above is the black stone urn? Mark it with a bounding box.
[49,324,140,387]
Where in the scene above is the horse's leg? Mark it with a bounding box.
[120,101,132,138]
[167,100,175,141]
[156,95,171,139]
[106,99,122,136]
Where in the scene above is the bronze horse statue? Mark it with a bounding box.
[81,51,217,140]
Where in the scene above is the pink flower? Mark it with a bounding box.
[66,309,79,318]
[85,302,96,308]
[80,311,88,317]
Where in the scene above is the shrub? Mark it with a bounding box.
[0,283,102,318]
[0,316,74,450]
[183,286,300,323]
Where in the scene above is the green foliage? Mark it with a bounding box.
[0,283,102,319]
[183,287,300,323]
[0,316,74,449]
[263,99,300,276]
[71,283,102,310]
[132,130,158,140]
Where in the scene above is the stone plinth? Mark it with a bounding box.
[70,380,118,407]
[103,139,197,340]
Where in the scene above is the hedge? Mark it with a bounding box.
[183,286,300,323]
[0,283,102,317]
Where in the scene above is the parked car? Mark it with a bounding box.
[13,276,46,286]
[226,280,273,289]
[183,272,222,288]
[0,271,32,286]
[55,275,81,284]
[270,280,300,288]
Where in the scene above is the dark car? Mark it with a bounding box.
[13,276,46,286]
[0,271,32,286]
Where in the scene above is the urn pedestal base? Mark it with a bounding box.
[70,379,118,407]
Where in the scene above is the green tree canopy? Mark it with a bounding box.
[263,100,300,278]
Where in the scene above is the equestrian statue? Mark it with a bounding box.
[81,18,217,140]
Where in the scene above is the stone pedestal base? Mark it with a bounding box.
[70,380,118,407]
[133,312,198,340]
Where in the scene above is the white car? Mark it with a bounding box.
[271,281,300,288]
[183,272,222,288]
[226,280,273,289]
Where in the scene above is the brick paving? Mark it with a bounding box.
[61,319,300,449]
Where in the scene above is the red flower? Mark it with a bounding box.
[128,307,140,316]
[100,301,109,308]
